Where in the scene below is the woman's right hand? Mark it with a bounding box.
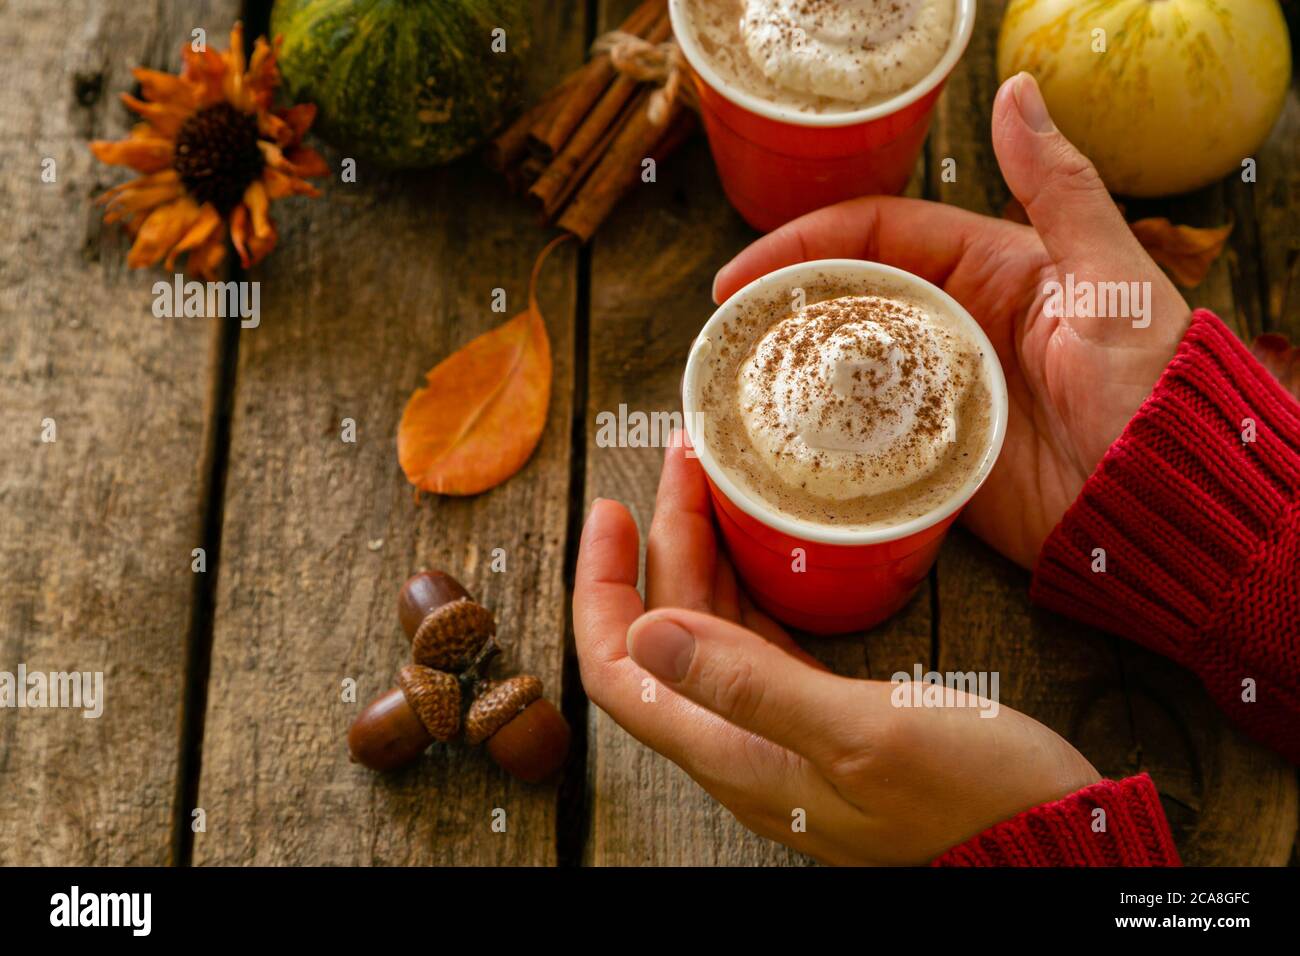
[714,73,1193,569]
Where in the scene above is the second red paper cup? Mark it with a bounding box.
[669,0,977,233]
[682,260,1008,635]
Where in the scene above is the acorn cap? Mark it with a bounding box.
[397,665,461,742]
[465,675,543,745]
[410,598,496,671]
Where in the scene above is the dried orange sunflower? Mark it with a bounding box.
[90,23,326,279]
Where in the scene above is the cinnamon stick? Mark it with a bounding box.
[528,0,665,157]
[485,71,580,172]
[558,98,693,242]
[541,90,646,222]
[505,154,548,194]
[529,11,673,217]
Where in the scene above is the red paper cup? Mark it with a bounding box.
[681,260,1007,635]
[669,0,977,233]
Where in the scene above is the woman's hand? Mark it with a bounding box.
[713,73,1192,568]
[573,436,1100,865]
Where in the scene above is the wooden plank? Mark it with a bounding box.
[582,0,820,863]
[581,129,810,865]
[930,0,1295,865]
[0,0,237,864]
[191,2,584,865]
[580,0,933,864]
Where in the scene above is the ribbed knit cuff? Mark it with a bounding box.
[1031,310,1300,764]
[933,775,1180,867]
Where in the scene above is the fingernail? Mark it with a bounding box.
[710,272,722,305]
[628,616,696,683]
[1013,72,1054,133]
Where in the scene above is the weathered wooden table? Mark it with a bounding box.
[2,0,1297,866]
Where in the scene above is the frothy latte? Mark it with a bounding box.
[697,274,993,530]
[683,0,957,113]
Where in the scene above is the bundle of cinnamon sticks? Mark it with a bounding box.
[486,0,695,241]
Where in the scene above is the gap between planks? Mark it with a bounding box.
[557,242,594,868]
[170,0,267,868]
[554,0,603,871]
[175,0,600,868]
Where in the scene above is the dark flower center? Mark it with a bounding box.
[173,103,264,215]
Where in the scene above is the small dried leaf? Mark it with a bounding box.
[1251,334,1300,402]
[1128,218,1233,289]
[398,235,569,495]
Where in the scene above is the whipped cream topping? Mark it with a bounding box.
[739,0,954,103]
[736,294,971,499]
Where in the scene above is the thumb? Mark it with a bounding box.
[626,608,887,770]
[991,72,1135,269]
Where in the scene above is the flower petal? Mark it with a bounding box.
[165,203,223,270]
[187,233,228,280]
[182,45,227,106]
[131,68,199,109]
[262,166,320,199]
[276,103,316,144]
[229,203,252,268]
[225,23,247,77]
[257,110,293,147]
[120,92,190,138]
[90,136,173,173]
[101,181,184,223]
[259,140,329,178]
[246,219,278,267]
[243,180,272,238]
[221,23,252,111]
[97,168,180,203]
[284,146,329,178]
[122,211,147,239]
[230,196,277,268]
[127,197,202,269]
[246,35,280,111]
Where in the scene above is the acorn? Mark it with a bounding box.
[397,570,469,636]
[465,676,571,783]
[350,568,569,783]
[398,571,496,671]
[347,665,460,771]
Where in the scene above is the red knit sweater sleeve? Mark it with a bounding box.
[933,775,1180,866]
[1030,309,1300,763]
[936,309,1299,867]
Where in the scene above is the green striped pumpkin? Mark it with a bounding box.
[271,0,531,168]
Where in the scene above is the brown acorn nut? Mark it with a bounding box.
[398,571,496,671]
[397,570,469,636]
[347,665,460,771]
[466,676,571,783]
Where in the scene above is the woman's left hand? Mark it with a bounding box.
[573,436,1100,865]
